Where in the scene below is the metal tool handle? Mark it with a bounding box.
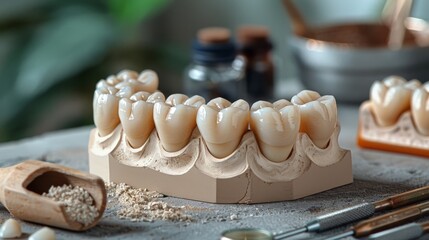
[374,185,429,211]
[354,201,429,238]
[367,223,423,240]
[305,202,375,232]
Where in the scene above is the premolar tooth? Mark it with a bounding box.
[250,100,300,162]
[197,98,249,158]
[117,70,139,81]
[412,83,429,135]
[106,75,122,86]
[137,70,159,93]
[93,87,120,136]
[292,90,337,149]
[154,94,205,152]
[119,92,165,148]
[370,77,419,127]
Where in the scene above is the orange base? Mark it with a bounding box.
[357,129,429,158]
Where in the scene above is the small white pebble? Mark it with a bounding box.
[230,214,239,220]
[0,218,22,238]
[29,227,56,240]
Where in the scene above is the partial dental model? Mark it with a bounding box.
[197,98,249,158]
[89,69,352,204]
[358,76,429,157]
[291,90,337,149]
[0,218,22,238]
[250,100,300,162]
[154,94,205,152]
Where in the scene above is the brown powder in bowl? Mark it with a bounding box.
[42,185,99,226]
[106,182,192,222]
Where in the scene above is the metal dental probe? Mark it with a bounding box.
[323,200,429,240]
[367,220,429,240]
[273,185,429,239]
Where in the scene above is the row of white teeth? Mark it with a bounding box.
[370,76,429,135]
[94,70,338,163]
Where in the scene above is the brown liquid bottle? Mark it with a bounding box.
[237,26,274,103]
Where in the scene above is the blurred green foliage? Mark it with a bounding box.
[0,0,175,142]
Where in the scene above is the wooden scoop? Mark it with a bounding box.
[0,160,106,231]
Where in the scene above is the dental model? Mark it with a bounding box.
[89,70,352,204]
[358,76,429,157]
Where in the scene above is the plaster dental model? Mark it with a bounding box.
[358,76,429,157]
[89,69,352,204]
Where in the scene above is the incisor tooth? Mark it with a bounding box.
[119,92,165,148]
[292,90,337,149]
[250,100,300,162]
[29,227,56,240]
[0,219,21,238]
[154,94,205,152]
[370,77,421,127]
[197,98,249,158]
[412,83,429,135]
[93,87,120,137]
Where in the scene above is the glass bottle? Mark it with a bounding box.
[237,26,274,103]
[184,27,246,102]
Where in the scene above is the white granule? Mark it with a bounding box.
[42,185,99,226]
[106,182,192,222]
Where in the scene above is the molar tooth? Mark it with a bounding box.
[370,77,419,127]
[93,86,120,136]
[153,94,205,152]
[412,83,429,135]
[119,92,165,148]
[292,90,337,149]
[197,98,250,158]
[250,100,300,162]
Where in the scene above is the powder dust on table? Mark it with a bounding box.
[43,185,99,226]
[106,182,192,222]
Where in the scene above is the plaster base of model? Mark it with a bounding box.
[358,101,429,157]
[88,125,352,204]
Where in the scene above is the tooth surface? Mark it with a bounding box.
[197,98,249,158]
[119,92,165,148]
[117,70,139,81]
[114,70,158,94]
[370,77,420,127]
[93,86,120,137]
[0,219,21,238]
[412,83,429,135]
[292,90,337,149]
[250,100,300,162]
[154,94,205,152]
[106,75,122,86]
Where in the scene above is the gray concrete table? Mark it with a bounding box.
[1,105,429,240]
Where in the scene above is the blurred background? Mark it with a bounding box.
[1,0,428,142]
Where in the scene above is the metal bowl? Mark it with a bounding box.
[290,17,429,103]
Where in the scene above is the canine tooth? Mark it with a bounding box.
[370,77,419,127]
[250,100,300,162]
[292,90,337,149]
[412,83,429,135]
[119,92,165,148]
[154,94,205,152]
[197,98,249,158]
[93,87,120,137]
